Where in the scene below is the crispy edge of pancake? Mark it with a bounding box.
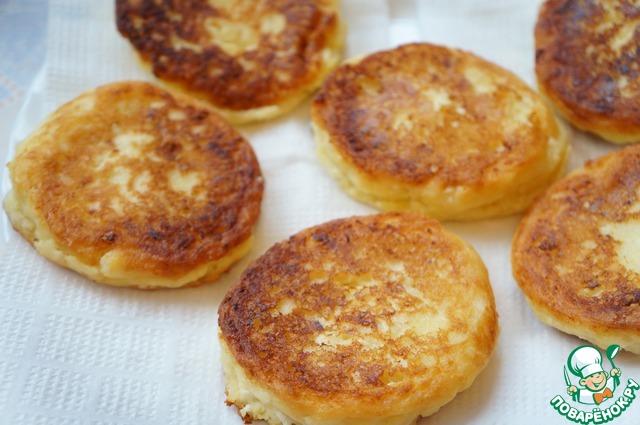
[218,334,473,425]
[524,295,640,355]
[5,188,254,289]
[537,76,640,144]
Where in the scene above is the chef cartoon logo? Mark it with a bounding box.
[565,345,621,405]
[550,344,639,424]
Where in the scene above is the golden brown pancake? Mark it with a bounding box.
[116,0,344,124]
[512,144,640,354]
[219,212,498,424]
[311,43,569,221]
[535,0,640,143]
[3,81,263,289]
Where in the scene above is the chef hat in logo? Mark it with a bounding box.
[568,346,604,379]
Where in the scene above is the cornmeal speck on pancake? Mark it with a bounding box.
[4,81,264,289]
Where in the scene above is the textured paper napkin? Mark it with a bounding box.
[1,1,639,424]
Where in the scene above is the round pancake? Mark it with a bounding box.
[512,145,640,354]
[218,212,498,425]
[116,0,344,124]
[535,0,640,143]
[3,81,263,289]
[311,43,569,221]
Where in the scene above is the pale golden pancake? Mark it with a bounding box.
[535,0,640,143]
[219,212,498,424]
[116,0,344,124]
[512,145,640,354]
[4,81,263,289]
[311,43,569,221]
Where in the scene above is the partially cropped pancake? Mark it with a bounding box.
[535,0,640,143]
[512,145,640,354]
[219,212,498,425]
[4,81,263,289]
[116,0,344,124]
[311,43,569,221]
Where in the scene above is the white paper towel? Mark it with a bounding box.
[1,1,638,424]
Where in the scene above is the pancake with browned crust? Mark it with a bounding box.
[512,145,640,354]
[3,81,263,289]
[218,212,498,425]
[535,0,640,143]
[116,0,344,124]
[311,43,569,221]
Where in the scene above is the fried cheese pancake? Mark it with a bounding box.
[116,0,344,124]
[219,212,498,425]
[512,145,640,354]
[311,43,569,221]
[535,0,640,143]
[4,81,263,289]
